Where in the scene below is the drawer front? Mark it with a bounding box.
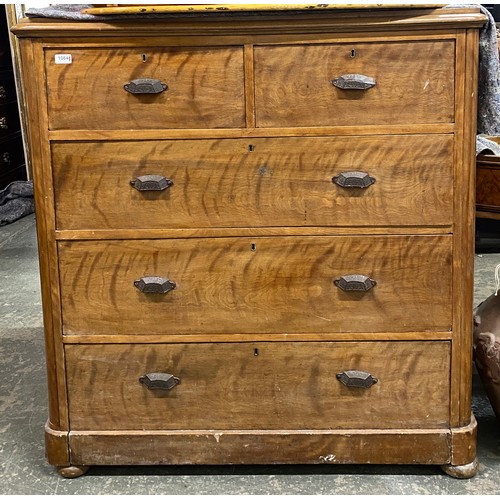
[45,47,245,130]
[52,135,453,230]
[65,341,451,430]
[59,235,452,336]
[476,163,500,212]
[255,41,455,127]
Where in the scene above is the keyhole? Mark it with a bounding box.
[142,53,147,62]
[254,348,259,356]
[350,49,356,58]
[249,145,255,152]
[251,243,256,252]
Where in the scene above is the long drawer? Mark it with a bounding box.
[52,135,453,230]
[59,235,452,337]
[44,47,245,130]
[254,41,455,127]
[65,341,451,431]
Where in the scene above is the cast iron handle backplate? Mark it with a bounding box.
[124,78,168,94]
[139,372,180,391]
[331,74,376,90]
[134,276,176,294]
[334,274,376,292]
[332,171,376,189]
[130,175,173,192]
[336,370,378,389]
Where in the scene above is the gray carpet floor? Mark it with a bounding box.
[1,214,499,494]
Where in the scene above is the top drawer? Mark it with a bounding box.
[44,47,245,130]
[254,41,455,127]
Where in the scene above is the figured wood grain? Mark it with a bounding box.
[52,135,453,230]
[58,235,452,336]
[44,47,245,130]
[255,41,455,127]
[476,164,500,212]
[65,341,450,430]
[68,429,451,465]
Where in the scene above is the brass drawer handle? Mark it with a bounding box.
[139,372,180,391]
[333,171,375,189]
[332,74,376,90]
[134,276,176,294]
[0,117,8,129]
[130,175,173,192]
[336,370,378,389]
[334,274,376,292]
[124,78,168,95]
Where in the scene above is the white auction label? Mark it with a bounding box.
[54,54,72,64]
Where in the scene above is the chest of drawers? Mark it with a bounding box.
[13,6,485,478]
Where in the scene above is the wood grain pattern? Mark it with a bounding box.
[58,235,452,336]
[451,29,477,428]
[44,47,245,130]
[255,41,455,127]
[476,162,500,213]
[65,341,450,430]
[52,135,453,230]
[68,429,451,465]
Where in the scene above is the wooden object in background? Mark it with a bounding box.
[477,137,500,220]
[12,6,484,478]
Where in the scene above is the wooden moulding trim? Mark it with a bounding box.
[476,210,500,220]
[61,331,453,344]
[45,421,70,466]
[449,415,477,466]
[55,227,453,240]
[11,8,486,37]
[68,428,451,466]
[47,125,455,141]
[476,204,500,214]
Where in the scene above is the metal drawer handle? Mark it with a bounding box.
[2,152,10,164]
[333,171,376,189]
[0,117,8,129]
[337,370,378,388]
[124,78,168,95]
[0,86,6,99]
[332,74,376,90]
[134,276,176,294]
[139,372,180,391]
[334,274,376,292]
[130,175,173,192]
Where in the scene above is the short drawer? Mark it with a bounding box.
[44,47,245,130]
[254,41,455,127]
[65,341,451,431]
[59,235,452,337]
[52,135,453,230]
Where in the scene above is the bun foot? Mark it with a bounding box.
[58,465,90,478]
[441,458,479,479]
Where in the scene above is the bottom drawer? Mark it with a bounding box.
[66,341,450,431]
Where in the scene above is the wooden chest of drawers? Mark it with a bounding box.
[13,6,485,478]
